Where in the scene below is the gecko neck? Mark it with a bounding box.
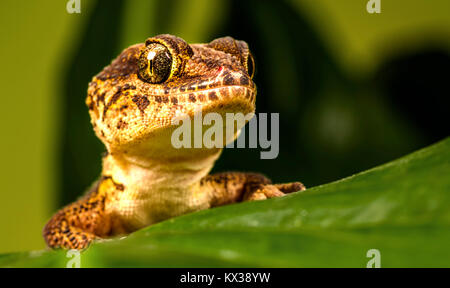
[102,148,223,191]
[100,149,222,228]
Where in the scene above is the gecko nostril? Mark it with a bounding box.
[239,75,250,86]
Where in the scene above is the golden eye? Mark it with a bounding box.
[138,43,172,83]
[245,52,255,79]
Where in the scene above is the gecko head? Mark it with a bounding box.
[86,34,256,160]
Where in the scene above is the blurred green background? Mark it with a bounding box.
[0,0,449,253]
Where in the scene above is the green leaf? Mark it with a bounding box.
[1,138,449,267]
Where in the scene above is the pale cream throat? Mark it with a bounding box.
[101,149,223,200]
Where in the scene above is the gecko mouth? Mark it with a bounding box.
[168,85,255,105]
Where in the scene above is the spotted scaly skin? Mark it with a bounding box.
[43,35,305,249]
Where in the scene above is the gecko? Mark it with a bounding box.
[43,34,305,249]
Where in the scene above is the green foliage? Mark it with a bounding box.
[1,138,449,267]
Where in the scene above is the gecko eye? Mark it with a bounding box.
[245,52,255,79]
[138,43,172,84]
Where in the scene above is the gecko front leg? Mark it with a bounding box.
[201,172,306,207]
[43,177,121,249]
